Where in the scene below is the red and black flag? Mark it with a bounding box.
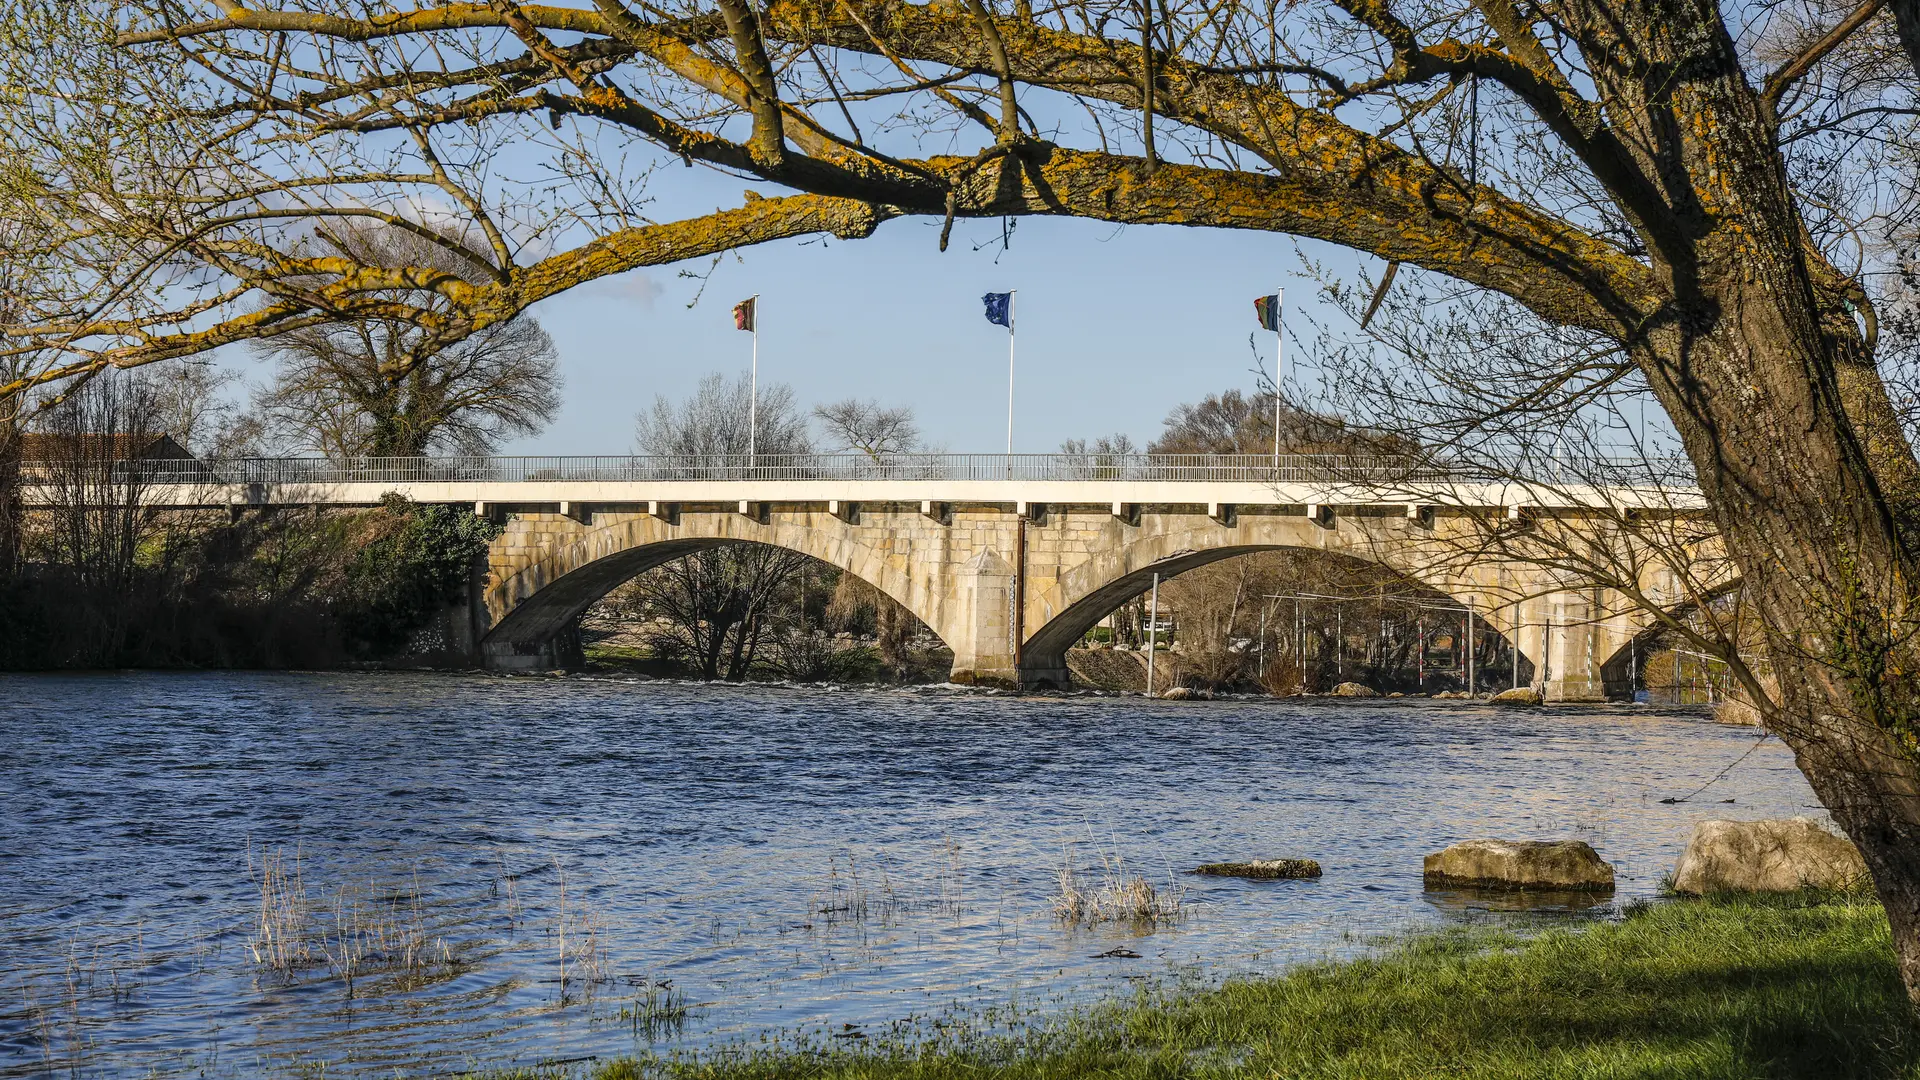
[733,296,756,332]
[1253,293,1281,332]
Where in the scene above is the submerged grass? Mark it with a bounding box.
[1052,841,1188,926]
[482,891,1920,1080]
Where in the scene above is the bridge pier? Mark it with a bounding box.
[479,625,582,672]
[1528,590,1619,703]
[944,548,1019,687]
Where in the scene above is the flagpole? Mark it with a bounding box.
[1005,290,1017,476]
[1273,287,1283,469]
[748,293,759,475]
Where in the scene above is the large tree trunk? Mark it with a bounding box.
[1655,212,1920,1002]
[1662,282,1920,998]
[1590,0,1920,1002]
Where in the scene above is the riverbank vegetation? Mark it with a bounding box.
[0,370,505,669]
[488,891,1912,1080]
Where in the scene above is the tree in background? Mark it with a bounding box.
[813,398,921,464]
[24,373,166,662]
[629,372,813,679]
[252,225,561,457]
[1149,390,1402,456]
[636,372,810,467]
[1059,434,1139,479]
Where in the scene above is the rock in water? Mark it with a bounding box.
[1671,818,1868,893]
[1159,686,1214,701]
[1424,839,1615,891]
[1330,682,1377,697]
[1490,687,1544,706]
[1191,859,1323,880]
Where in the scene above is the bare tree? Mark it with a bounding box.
[13,0,1920,999]
[1059,434,1138,478]
[251,226,561,457]
[150,363,244,458]
[1150,390,1402,455]
[18,374,170,662]
[629,541,812,680]
[630,372,813,678]
[813,398,920,462]
[637,372,810,466]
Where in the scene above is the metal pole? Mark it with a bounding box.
[1466,601,1476,696]
[1417,615,1425,688]
[748,294,759,472]
[1005,291,1017,474]
[1273,287,1283,469]
[1146,571,1161,698]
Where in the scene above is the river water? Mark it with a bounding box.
[0,672,1823,1078]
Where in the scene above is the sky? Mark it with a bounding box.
[487,212,1370,457]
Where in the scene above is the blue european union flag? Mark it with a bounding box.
[982,292,1013,328]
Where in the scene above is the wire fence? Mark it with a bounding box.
[19,452,1696,487]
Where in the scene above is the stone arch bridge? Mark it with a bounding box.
[112,454,1719,699]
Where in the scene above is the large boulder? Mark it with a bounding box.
[1424,839,1616,892]
[1330,682,1377,697]
[1671,818,1868,894]
[1490,687,1544,706]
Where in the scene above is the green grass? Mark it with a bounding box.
[484,892,1919,1080]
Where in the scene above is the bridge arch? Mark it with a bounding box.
[475,501,1665,698]
[1595,574,1747,699]
[478,510,945,670]
[1019,514,1518,686]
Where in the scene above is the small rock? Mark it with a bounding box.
[1431,690,1466,699]
[1387,692,1405,698]
[1159,686,1213,701]
[1671,818,1868,894]
[1191,859,1322,880]
[1424,839,1615,892]
[1490,687,1544,706]
[1330,682,1377,697]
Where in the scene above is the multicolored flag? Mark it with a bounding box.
[1253,293,1281,332]
[982,292,1013,328]
[733,296,756,332]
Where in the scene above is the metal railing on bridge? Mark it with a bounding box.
[21,452,1700,491]
[67,453,1487,486]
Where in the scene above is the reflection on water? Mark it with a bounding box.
[1420,887,1616,915]
[0,672,1819,1078]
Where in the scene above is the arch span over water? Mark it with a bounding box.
[477,502,1679,699]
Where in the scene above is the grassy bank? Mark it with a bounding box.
[494,891,1917,1080]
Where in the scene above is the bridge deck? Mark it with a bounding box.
[17,453,1704,511]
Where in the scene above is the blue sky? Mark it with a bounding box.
[498,212,1369,455]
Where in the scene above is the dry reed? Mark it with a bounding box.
[1051,842,1188,925]
[244,842,460,995]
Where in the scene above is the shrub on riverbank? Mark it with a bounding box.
[491,891,1913,1080]
[0,496,499,669]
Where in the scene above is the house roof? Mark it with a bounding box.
[17,433,195,461]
